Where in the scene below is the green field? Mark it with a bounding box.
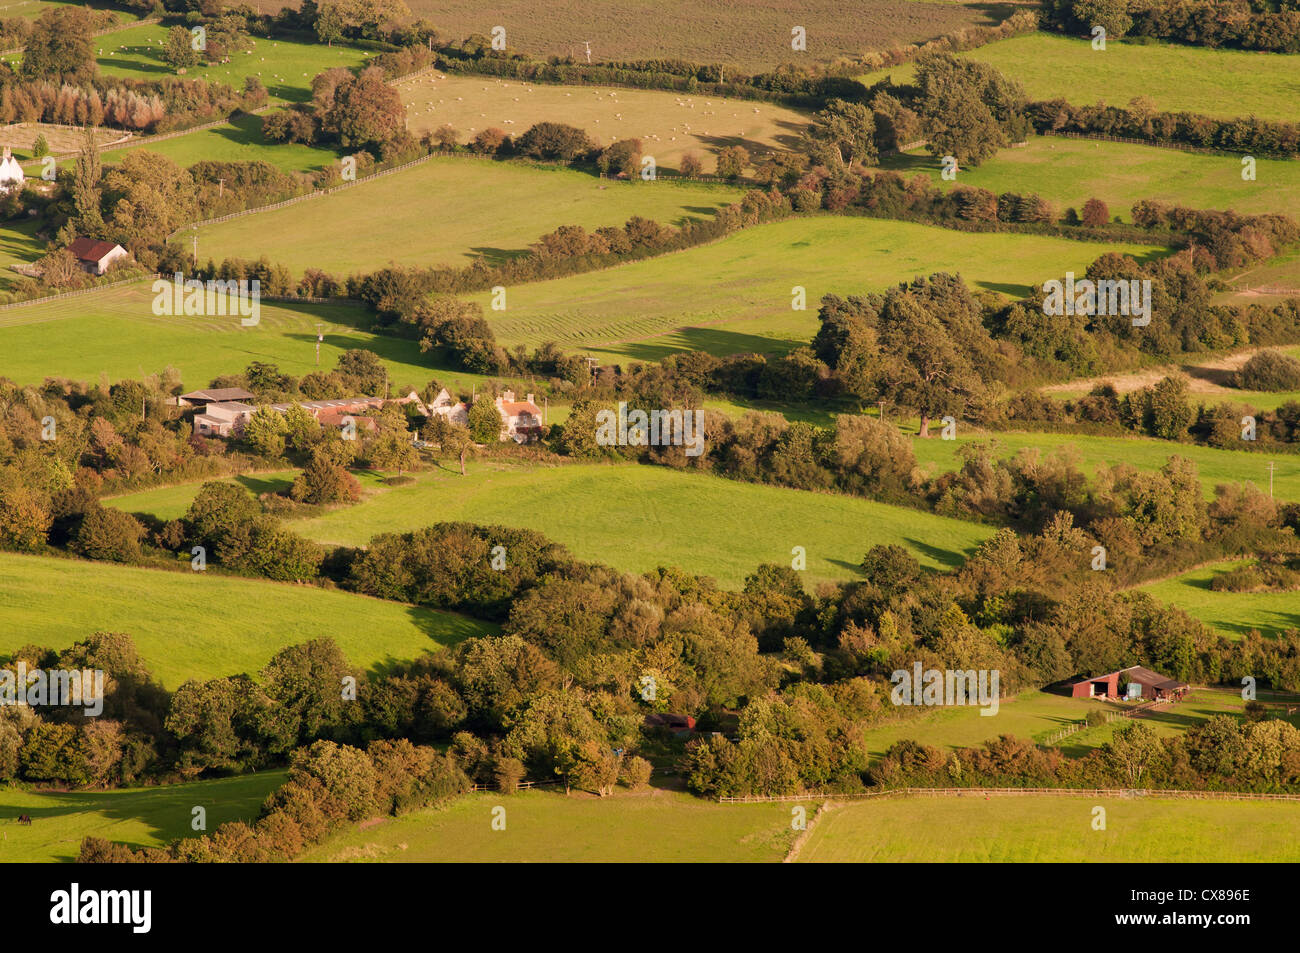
[192,159,742,275]
[0,772,284,863]
[862,688,1274,758]
[1140,560,1300,639]
[99,113,341,175]
[797,795,1300,861]
[469,215,1164,361]
[907,427,1299,502]
[883,136,1300,221]
[299,784,1300,862]
[0,281,485,392]
[298,787,796,862]
[106,462,998,588]
[104,470,301,522]
[0,217,42,288]
[0,552,490,687]
[861,689,1124,758]
[868,34,1300,125]
[0,0,144,24]
[94,24,373,103]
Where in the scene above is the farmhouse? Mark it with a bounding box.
[428,388,468,427]
[66,237,129,275]
[1069,666,1190,702]
[494,390,543,443]
[0,146,23,192]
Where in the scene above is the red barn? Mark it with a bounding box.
[1069,666,1189,702]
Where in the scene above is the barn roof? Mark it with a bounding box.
[67,237,123,262]
[181,387,256,402]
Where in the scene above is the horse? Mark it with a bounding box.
[16,815,31,826]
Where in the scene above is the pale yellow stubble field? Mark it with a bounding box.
[397,71,811,171]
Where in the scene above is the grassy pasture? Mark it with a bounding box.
[797,795,1300,862]
[191,159,742,275]
[907,428,1300,502]
[400,72,812,169]
[882,136,1300,221]
[0,216,43,287]
[1039,342,1300,412]
[104,462,998,588]
[98,113,341,174]
[860,688,1279,759]
[92,24,372,103]
[298,787,796,862]
[0,771,285,863]
[1221,247,1300,306]
[0,281,486,392]
[864,34,1300,124]
[1140,559,1300,639]
[0,552,490,687]
[392,0,1007,72]
[104,469,302,522]
[0,0,143,23]
[299,784,1300,863]
[469,215,1164,362]
[861,690,1124,758]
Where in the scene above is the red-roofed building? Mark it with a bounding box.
[493,389,543,443]
[66,237,129,275]
[1068,666,1189,702]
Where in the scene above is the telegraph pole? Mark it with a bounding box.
[1267,460,1276,498]
[315,323,323,366]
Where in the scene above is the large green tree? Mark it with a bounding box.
[22,6,95,82]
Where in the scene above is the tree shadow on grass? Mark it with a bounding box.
[467,245,531,266]
[974,279,1033,298]
[904,535,982,570]
[595,325,804,363]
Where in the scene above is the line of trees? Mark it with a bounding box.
[1043,0,1300,53]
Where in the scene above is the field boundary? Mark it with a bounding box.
[0,272,157,311]
[0,15,162,56]
[720,786,1300,804]
[1042,129,1251,158]
[175,151,735,235]
[176,152,442,231]
[783,800,829,863]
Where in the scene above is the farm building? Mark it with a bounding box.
[494,390,543,443]
[179,387,257,409]
[270,392,425,421]
[1069,666,1189,702]
[644,713,696,737]
[66,237,129,275]
[194,401,255,438]
[192,392,423,439]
